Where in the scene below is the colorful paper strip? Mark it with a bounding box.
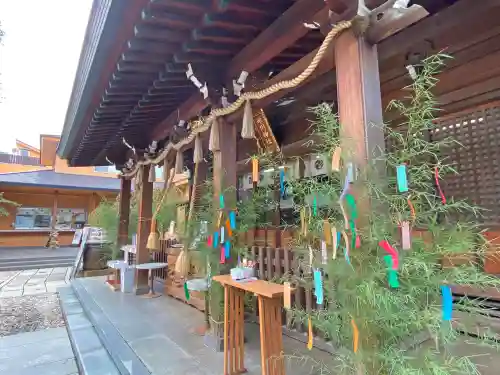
[351,319,359,353]
[401,221,411,250]
[396,164,409,193]
[435,166,447,204]
[331,147,342,172]
[213,232,219,248]
[441,285,453,321]
[225,241,231,258]
[321,241,327,265]
[313,270,324,305]
[184,282,190,300]
[279,169,285,198]
[384,255,399,288]
[229,211,236,229]
[307,317,313,350]
[379,240,398,270]
[219,194,225,209]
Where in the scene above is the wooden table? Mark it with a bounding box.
[212,275,288,375]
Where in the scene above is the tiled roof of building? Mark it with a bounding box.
[0,170,120,191]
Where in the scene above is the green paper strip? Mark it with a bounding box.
[384,255,399,288]
[184,282,191,300]
[349,220,356,250]
[312,197,318,216]
[345,194,358,220]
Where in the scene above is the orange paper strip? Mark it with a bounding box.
[225,219,232,237]
[351,319,359,353]
[307,317,313,350]
[323,220,332,245]
[283,282,291,309]
[252,158,259,183]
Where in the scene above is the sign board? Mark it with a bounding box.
[253,108,280,154]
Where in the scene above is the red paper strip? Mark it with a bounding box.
[378,240,399,270]
[207,235,213,247]
[407,197,416,221]
[220,246,226,264]
[435,166,446,204]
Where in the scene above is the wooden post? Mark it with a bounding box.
[335,29,385,221]
[51,191,58,229]
[135,165,153,293]
[334,28,385,372]
[213,118,237,209]
[118,178,131,247]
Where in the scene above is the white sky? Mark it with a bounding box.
[0,0,93,152]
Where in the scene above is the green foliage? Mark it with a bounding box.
[0,192,18,217]
[271,54,500,374]
[88,187,179,258]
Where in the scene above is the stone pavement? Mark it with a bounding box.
[0,267,72,297]
[0,267,78,375]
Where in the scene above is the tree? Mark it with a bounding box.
[0,193,18,217]
[269,54,500,375]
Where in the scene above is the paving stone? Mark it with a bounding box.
[14,358,78,375]
[79,348,120,375]
[0,327,68,349]
[66,312,93,331]
[70,326,103,354]
[0,290,23,297]
[61,301,84,315]
[0,336,73,364]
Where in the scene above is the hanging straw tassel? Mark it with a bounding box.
[209,118,220,152]
[175,150,183,174]
[148,165,156,183]
[241,100,255,139]
[146,219,160,251]
[193,134,203,164]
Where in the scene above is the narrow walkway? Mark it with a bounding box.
[0,267,72,297]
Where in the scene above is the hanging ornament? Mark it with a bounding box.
[355,235,361,248]
[220,246,226,264]
[378,240,399,270]
[312,196,318,217]
[300,207,308,236]
[207,235,213,248]
[340,174,350,200]
[408,195,416,221]
[209,118,220,152]
[252,158,259,183]
[321,241,327,265]
[345,194,358,220]
[349,220,357,250]
[225,219,232,237]
[283,282,292,309]
[396,164,409,193]
[220,227,225,243]
[217,211,223,227]
[148,165,156,183]
[193,134,203,164]
[323,220,332,245]
[435,166,446,204]
[331,147,342,172]
[339,201,349,230]
[384,255,399,288]
[225,241,231,259]
[279,169,285,198]
[213,231,219,248]
[241,100,255,139]
[313,269,324,305]
[308,246,314,270]
[351,319,359,353]
[332,227,338,259]
[184,282,191,300]
[401,221,411,250]
[229,211,236,229]
[346,162,355,183]
[307,317,313,350]
[342,231,350,264]
[219,194,225,209]
[441,285,453,321]
[175,150,184,174]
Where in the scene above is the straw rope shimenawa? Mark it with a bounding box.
[121,19,353,179]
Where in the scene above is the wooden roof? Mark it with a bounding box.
[59,0,500,168]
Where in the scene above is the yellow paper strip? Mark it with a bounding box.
[307,317,313,350]
[283,282,291,309]
[339,201,349,230]
[217,211,223,227]
[342,230,350,255]
[252,158,259,183]
[351,319,359,353]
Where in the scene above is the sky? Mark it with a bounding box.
[0,0,93,152]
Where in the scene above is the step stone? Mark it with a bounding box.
[58,286,120,375]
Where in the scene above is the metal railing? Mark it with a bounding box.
[0,153,41,166]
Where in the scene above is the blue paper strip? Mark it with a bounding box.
[225,241,231,258]
[229,211,236,229]
[346,163,354,183]
[441,285,453,321]
[397,164,409,193]
[219,195,225,209]
[336,232,341,249]
[313,270,323,305]
[340,175,350,200]
[344,247,350,264]
[213,232,219,248]
[279,169,285,198]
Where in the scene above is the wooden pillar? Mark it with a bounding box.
[135,165,153,292]
[335,29,385,220]
[118,178,131,247]
[213,118,237,210]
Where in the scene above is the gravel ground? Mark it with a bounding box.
[0,293,65,337]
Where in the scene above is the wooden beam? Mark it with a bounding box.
[135,165,153,293]
[213,118,237,209]
[118,178,132,247]
[151,0,329,140]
